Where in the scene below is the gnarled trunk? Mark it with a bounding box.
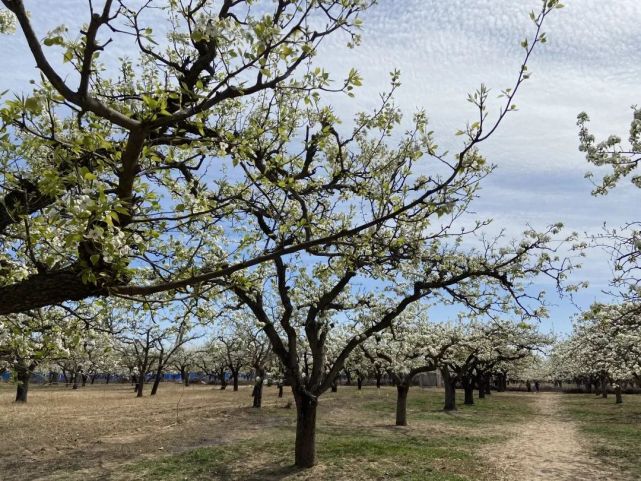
[395,384,410,426]
[293,389,318,468]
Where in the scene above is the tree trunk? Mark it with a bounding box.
[81,373,87,387]
[181,368,190,387]
[106,373,111,384]
[232,372,239,391]
[357,378,363,390]
[15,367,31,403]
[293,390,318,468]
[151,366,163,396]
[478,376,485,399]
[72,371,80,390]
[278,384,283,398]
[90,373,97,385]
[375,371,382,389]
[442,368,456,411]
[136,371,145,397]
[331,381,338,393]
[601,376,608,399]
[463,377,474,405]
[395,384,410,426]
[615,385,622,404]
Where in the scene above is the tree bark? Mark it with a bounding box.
[615,385,623,404]
[0,267,106,316]
[601,376,608,399]
[330,381,338,393]
[375,371,382,389]
[442,368,456,411]
[463,377,474,405]
[293,390,318,468]
[181,368,190,387]
[136,371,145,397]
[217,368,227,389]
[232,372,239,391]
[15,367,31,403]
[357,378,363,390]
[278,384,283,398]
[395,384,410,426]
[151,366,163,396]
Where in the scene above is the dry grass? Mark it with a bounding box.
[0,382,534,480]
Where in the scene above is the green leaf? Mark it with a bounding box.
[43,35,64,47]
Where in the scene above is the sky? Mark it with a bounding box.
[0,0,639,335]
[314,0,640,335]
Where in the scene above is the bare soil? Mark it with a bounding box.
[485,392,629,481]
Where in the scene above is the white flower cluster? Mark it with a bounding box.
[85,226,130,263]
[0,254,32,287]
[0,9,16,34]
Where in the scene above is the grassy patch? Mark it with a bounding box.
[131,429,479,481]
[561,393,641,475]
[362,388,534,427]
[128,388,534,481]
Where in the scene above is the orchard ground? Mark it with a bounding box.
[0,383,639,481]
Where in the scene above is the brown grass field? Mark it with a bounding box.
[0,382,639,480]
[0,382,523,480]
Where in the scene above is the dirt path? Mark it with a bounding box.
[487,393,625,481]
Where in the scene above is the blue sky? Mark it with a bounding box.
[1,0,639,335]
[314,0,640,335]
